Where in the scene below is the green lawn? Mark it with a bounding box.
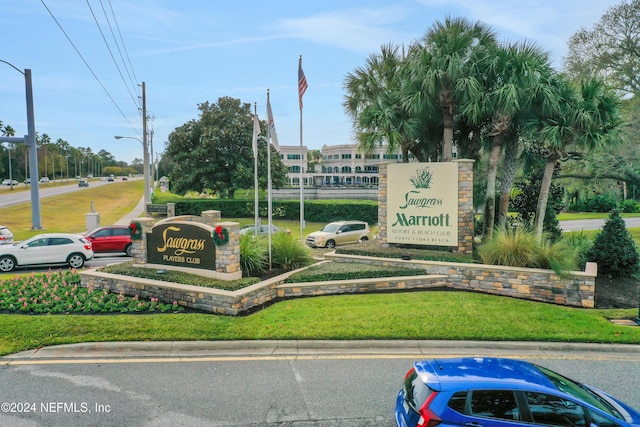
[0,188,638,357]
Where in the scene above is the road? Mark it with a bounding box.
[0,178,136,209]
[560,217,640,231]
[1,343,639,426]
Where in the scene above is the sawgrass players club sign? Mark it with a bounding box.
[387,163,458,246]
[147,222,216,270]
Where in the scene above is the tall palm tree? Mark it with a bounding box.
[404,16,498,162]
[527,77,624,240]
[344,43,422,162]
[2,125,16,189]
[464,41,555,237]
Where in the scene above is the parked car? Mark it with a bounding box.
[305,220,372,248]
[0,226,14,245]
[78,178,89,187]
[24,178,31,184]
[39,176,49,183]
[84,225,133,256]
[395,357,640,427]
[239,224,290,236]
[107,177,114,182]
[122,177,128,181]
[2,179,18,186]
[0,233,93,272]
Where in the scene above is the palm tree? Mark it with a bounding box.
[464,41,555,237]
[527,77,624,240]
[344,43,422,162]
[404,16,498,162]
[2,124,16,190]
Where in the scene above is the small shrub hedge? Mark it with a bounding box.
[157,198,378,225]
[100,262,260,291]
[285,262,428,283]
[336,241,475,263]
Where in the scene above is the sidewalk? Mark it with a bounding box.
[114,196,146,225]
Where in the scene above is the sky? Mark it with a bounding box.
[0,0,622,164]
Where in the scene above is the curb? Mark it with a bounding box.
[3,340,639,361]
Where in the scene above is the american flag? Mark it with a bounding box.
[298,57,308,109]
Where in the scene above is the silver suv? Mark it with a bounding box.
[305,220,372,248]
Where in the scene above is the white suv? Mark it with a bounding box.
[305,220,372,248]
[0,226,14,245]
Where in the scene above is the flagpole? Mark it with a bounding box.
[253,102,259,236]
[267,90,273,270]
[298,55,307,241]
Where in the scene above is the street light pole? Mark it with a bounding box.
[114,135,150,205]
[0,61,41,229]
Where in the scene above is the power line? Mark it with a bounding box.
[39,0,140,136]
[86,0,140,110]
[106,0,140,98]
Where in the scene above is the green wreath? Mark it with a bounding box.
[129,221,143,240]
[212,225,229,245]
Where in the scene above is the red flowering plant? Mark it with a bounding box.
[212,225,229,245]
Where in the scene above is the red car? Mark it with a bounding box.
[85,225,133,256]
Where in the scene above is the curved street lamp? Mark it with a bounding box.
[0,60,41,229]
[114,135,150,205]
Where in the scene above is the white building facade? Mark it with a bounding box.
[279,144,408,187]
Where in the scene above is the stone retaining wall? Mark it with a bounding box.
[80,254,596,315]
[324,252,597,308]
[80,267,447,316]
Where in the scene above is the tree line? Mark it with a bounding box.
[344,6,639,241]
[0,123,142,181]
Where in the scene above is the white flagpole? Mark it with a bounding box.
[267,90,273,270]
[253,103,259,236]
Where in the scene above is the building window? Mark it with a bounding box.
[364,165,378,173]
[383,154,399,159]
[355,154,362,159]
[365,154,380,159]
[287,154,301,160]
[289,166,300,173]
[355,166,362,173]
[334,166,339,173]
[341,166,352,173]
[341,154,352,159]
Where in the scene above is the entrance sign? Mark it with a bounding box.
[147,222,216,270]
[386,163,458,246]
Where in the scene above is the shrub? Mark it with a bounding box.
[582,195,619,213]
[239,234,268,277]
[285,262,427,283]
[271,233,314,270]
[477,228,577,276]
[562,231,594,270]
[477,227,538,268]
[586,209,640,277]
[621,199,640,213]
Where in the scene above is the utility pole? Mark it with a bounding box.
[142,82,150,206]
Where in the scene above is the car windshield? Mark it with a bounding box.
[321,223,340,233]
[534,364,624,420]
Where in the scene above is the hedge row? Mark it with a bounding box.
[171,199,378,224]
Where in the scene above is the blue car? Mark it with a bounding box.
[395,357,640,427]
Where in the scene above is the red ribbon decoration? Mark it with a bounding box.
[215,225,223,239]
